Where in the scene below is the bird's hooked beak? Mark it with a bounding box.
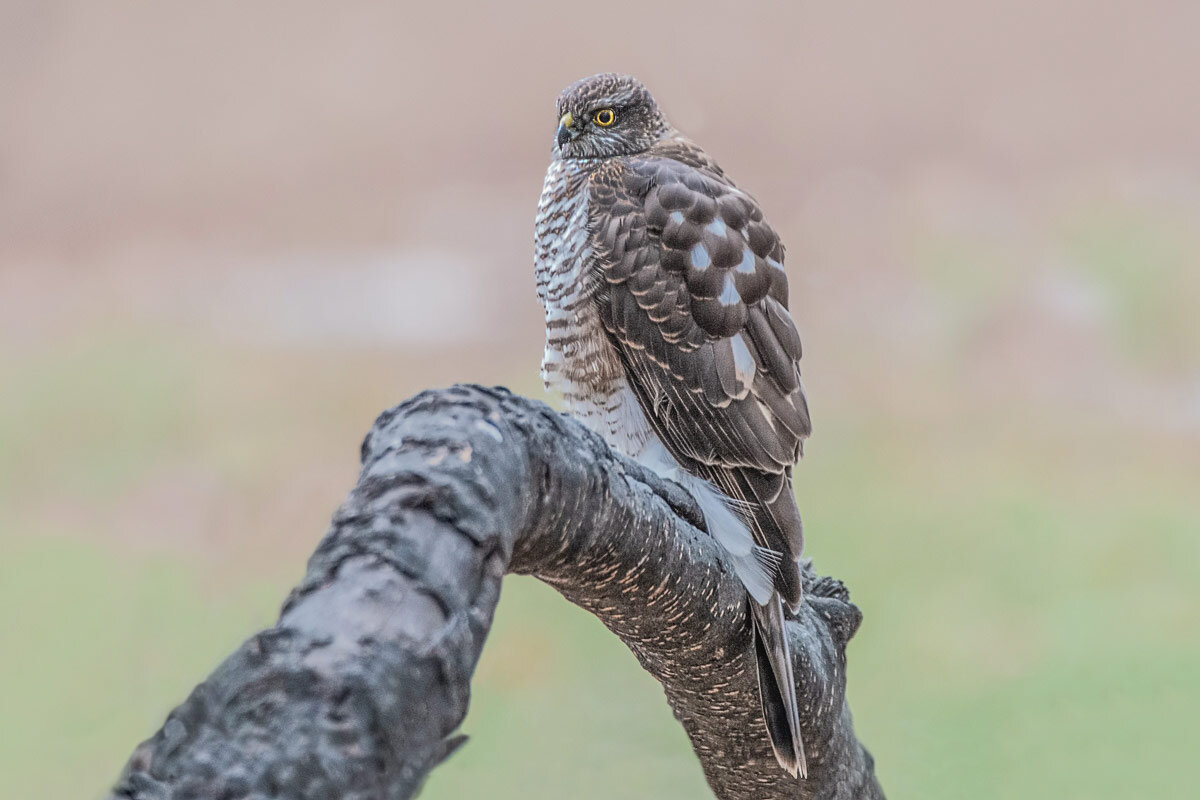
[556,112,578,148]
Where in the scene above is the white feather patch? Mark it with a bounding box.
[635,436,774,604]
[730,333,757,391]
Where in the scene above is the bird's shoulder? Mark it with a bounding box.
[645,136,730,178]
[586,139,792,335]
[585,136,728,201]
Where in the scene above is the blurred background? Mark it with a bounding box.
[2,1,1198,797]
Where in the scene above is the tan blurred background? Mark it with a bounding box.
[2,1,1198,798]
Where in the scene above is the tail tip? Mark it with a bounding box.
[770,737,808,780]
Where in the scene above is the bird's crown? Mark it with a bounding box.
[555,73,657,119]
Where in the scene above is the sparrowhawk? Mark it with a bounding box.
[534,73,812,779]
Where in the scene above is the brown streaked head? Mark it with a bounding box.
[552,73,673,160]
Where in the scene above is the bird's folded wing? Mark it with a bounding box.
[589,152,812,503]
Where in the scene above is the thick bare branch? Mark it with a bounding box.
[109,384,883,800]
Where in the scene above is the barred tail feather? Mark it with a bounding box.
[751,595,807,779]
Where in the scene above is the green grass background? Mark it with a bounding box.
[2,331,1197,799]
[1,205,1198,798]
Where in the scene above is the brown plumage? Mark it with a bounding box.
[534,73,812,778]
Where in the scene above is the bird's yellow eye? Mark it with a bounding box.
[593,108,616,127]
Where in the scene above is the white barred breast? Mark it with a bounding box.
[534,158,655,460]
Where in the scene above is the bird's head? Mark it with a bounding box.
[552,73,673,160]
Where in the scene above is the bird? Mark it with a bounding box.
[533,73,812,778]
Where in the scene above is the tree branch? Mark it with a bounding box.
[109,384,884,800]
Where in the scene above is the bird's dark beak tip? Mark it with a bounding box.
[556,125,571,149]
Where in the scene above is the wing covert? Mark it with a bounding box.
[590,152,811,477]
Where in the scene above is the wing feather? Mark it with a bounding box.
[589,148,811,592]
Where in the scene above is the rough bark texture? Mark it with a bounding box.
[109,384,884,800]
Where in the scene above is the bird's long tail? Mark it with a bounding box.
[751,593,807,779]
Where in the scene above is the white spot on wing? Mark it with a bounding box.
[736,248,756,274]
[691,243,711,270]
[719,275,739,306]
[730,333,757,387]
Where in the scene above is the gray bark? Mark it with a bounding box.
[109,384,884,800]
